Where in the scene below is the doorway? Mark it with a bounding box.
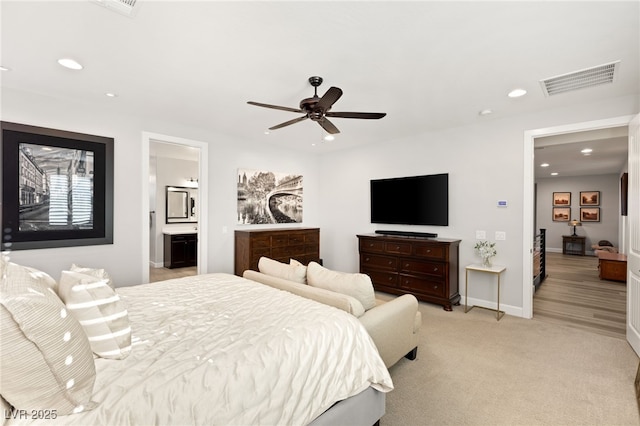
[522,115,634,319]
[141,132,209,284]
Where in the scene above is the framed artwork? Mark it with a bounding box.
[1,121,114,250]
[552,207,571,222]
[553,192,571,206]
[580,207,600,222]
[580,191,600,206]
[237,168,303,225]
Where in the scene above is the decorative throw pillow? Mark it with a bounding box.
[58,270,132,360]
[70,264,115,289]
[306,261,376,311]
[258,257,307,284]
[0,262,96,415]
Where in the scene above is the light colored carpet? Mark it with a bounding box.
[382,298,640,426]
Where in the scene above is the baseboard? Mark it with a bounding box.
[149,261,164,268]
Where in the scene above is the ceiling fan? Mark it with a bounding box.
[247,76,386,135]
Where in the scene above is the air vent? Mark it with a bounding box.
[90,0,139,17]
[539,61,620,97]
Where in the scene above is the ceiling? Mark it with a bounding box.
[1,1,638,176]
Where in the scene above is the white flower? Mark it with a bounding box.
[474,240,496,258]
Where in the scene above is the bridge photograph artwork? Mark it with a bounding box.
[237,168,303,225]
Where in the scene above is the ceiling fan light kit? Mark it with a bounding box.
[247,76,386,135]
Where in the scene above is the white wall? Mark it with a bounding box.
[2,87,321,286]
[3,87,636,312]
[536,174,621,254]
[317,94,638,314]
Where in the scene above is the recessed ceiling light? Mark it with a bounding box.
[105,92,117,98]
[551,172,559,176]
[0,66,11,72]
[323,134,335,141]
[479,109,493,116]
[57,58,83,70]
[540,163,549,167]
[581,148,593,154]
[264,130,270,135]
[508,88,527,98]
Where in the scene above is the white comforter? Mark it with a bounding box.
[15,273,392,425]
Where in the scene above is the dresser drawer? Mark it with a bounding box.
[363,269,399,288]
[385,241,412,255]
[272,244,305,258]
[304,232,319,244]
[288,233,306,245]
[414,244,445,259]
[359,238,385,253]
[252,235,272,249]
[271,234,289,247]
[360,253,398,271]
[400,274,446,298]
[401,259,445,278]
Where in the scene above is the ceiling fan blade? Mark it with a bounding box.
[318,118,340,134]
[247,101,302,113]
[314,87,343,112]
[269,116,308,130]
[325,111,387,119]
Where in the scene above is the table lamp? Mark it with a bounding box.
[568,219,582,236]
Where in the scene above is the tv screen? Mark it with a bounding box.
[370,173,448,226]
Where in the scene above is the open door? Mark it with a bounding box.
[627,114,640,356]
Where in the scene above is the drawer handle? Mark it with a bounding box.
[405,263,410,267]
[427,249,431,253]
[365,257,370,261]
[388,261,393,265]
[369,243,374,247]
[434,285,438,289]
[395,245,400,250]
[433,267,438,272]
[388,277,393,281]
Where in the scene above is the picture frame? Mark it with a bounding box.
[580,207,600,222]
[237,168,303,225]
[553,192,571,206]
[1,121,114,250]
[580,191,600,206]
[552,207,571,222]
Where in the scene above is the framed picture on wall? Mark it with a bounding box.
[580,191,600,206]
[552,207,571,222]
[553,192,571,206]
[1,121,114,250]
[580,207,600,222]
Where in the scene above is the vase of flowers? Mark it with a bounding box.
[474,240,496,267]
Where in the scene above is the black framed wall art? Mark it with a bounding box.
[1,121,114,250]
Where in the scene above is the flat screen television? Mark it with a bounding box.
[370,173,448,226]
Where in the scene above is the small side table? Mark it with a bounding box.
[562,235,586,256]
[464,264,507,321]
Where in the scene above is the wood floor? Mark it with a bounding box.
[533,252,627,339]
[149,266,197,283]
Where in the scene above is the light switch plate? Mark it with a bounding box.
[495,231,506,241]
[476,230,486,239]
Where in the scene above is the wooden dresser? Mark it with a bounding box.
[357,234,461,310]
[234,228,320,276]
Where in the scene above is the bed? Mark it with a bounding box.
[1,265,393,426]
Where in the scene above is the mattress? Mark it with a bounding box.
[7,273,392,425]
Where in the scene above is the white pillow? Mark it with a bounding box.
[306,262,376,311]
[58,270,132,360]
[0,262,96,415]
[70,264,115,289]
[258,257,307,284]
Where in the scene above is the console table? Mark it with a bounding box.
[464,264,506,321]
[357,234,460,311]
[562,235,586,256]
[596,251,627,282]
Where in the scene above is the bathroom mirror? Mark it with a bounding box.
[166,186,198,223]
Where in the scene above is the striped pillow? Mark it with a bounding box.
[58,271,132,360]
[0,261,96,415]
